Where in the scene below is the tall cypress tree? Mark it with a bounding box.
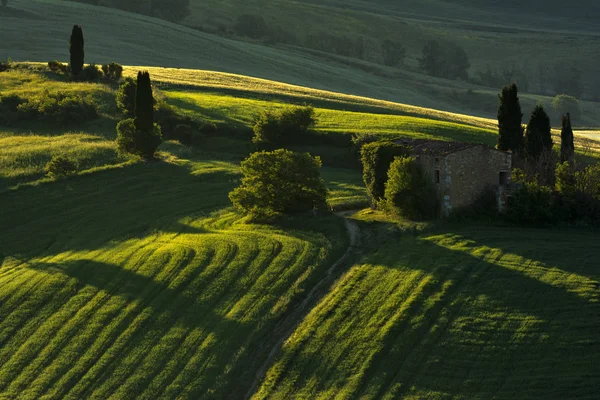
[134,71,154,132]
[69,25,84,76]
[497,83,524,153]
[525,105,553,160]
[560,112,575,164]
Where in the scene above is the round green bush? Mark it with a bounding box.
[116,118,162,159]
[252,105,316,146]
[45,155,78,179]
[384,156,437,220]
[116,78,137,116]
[229,149,328,221]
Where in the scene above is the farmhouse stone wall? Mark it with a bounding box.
[416,146,512,216]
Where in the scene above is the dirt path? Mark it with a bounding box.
[244,214,361,399]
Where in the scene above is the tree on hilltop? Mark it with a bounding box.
[134,71,154,132]
[525,105,553,160]
[229,149,328,221]
[497,83,524,153]
[69,25,85,76]
[116,71,162,159]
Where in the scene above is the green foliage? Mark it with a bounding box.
[116,77,136,116]
[351,132,378,158]
[252,105,316,146]
[116,118,162,159]
[560,113,575,163]
[384,156,437,220]
[13,90,98,125]
[360,141,408,206]
[524,105,553,160]
[134,71,154,132]
[419,40,470,80]
[0,157,348,398]
[555,162,600,224]
[47,60,69,75]
[69,25,84,76]
[81,64,102,82]
[1,0,7,7]
[497,83,524,153]
[381,40,406,67]
[505,182,556,226]
[44,155,78,178]
[101,62,123,81]
[555,162,577,197]
[552,94,581,121]
[229,149,328,220]
[0,94,26,124]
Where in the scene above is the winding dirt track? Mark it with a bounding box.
[245,214,361,399]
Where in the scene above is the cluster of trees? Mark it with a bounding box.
[45,25,122,82]
[252,106,316,146]
[419,40,470,80]
[116,71,162,159]
[231,14,406,68]
[494,83,600,226]
[497,83,574,166]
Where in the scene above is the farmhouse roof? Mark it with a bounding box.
[395,139,498,156]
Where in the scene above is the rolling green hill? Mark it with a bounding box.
[255,213,600,399]
[1,5,600,397]
[4,0,600,126]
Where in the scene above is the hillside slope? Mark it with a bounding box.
[4,0,600,123]
[256,218,600,399]
[1,63,599,398]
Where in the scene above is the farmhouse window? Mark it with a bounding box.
[499,171,508,186]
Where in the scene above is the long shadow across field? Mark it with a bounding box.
[0,257,247,399]
[260,222,600,399]
[0,160,237,258]
[362,232,599,399]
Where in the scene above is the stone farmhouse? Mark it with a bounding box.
[397,139,513,216]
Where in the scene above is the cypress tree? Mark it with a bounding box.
[134,71,154,132]
[497,83,524,153]
[560,112,575,164]
[525,105,553,160]
[69,25,84,76]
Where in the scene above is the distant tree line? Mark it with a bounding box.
[419,40,470,81]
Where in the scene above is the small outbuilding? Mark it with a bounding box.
[397,139,512,216]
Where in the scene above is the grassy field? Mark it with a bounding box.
[180,0,600,95]
[255,212,600,399]
[4,0,600,125]
[1,54,600,398]
[0,155,353,399]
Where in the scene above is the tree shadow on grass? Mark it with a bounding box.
[3,257,247,399]
[0,159,237,258]
[259,223,600,399]
[452,226,600,283]
[360,230,599,399]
